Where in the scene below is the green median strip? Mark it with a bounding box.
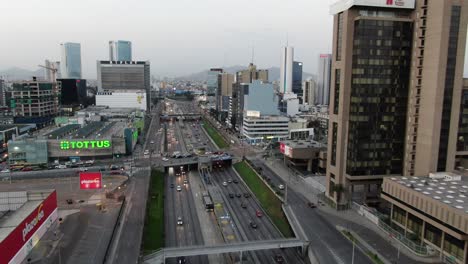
[142,169,165,253]
[202,120,229,148]
[233,161,293,237]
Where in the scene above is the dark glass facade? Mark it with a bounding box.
[346,19,413,176]
[336,13,344,61]
[333,69,341,115]
[58,79,87,106]
[437,6,461,171]
[292,61,303,96]
[457,89,468,151]
[331,122,337,166]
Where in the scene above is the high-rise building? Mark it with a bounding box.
[456,79,468,165]
[216,73,234,121]
[109,40,132,61]
[57,79,87,106]
[316,54,332,105]
[280,46,294,94]
[292,61,303,96]
[0,79,5,106]
[60,42,82,79]
[303,79,316,105]
[236,63,268,83]
[44,60,61,81]
[326,0,468,208]
[96,60,151,109]
[243,80,279,117]
[207,68,223,96]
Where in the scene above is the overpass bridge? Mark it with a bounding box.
[141,238,308,264]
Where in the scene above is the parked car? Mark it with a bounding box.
[278,184,285,190]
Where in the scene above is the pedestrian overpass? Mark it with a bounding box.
[141,238,308,264]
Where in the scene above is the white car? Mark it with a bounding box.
[278,184,285,190]
[176,185,182,191]
[222,181,228,187]
[150,141,155,144]
[1,169,10,173]
[177,217,183,225]
[79,167,88,172]
[56,165,67,169]
[144,150,150,155]
[162,158,169,162]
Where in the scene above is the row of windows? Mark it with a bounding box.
[355,59,407,66]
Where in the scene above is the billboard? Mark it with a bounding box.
[280,142,293,157]
[80,172,102,189]
[330,0,415,14]
[0,191,58,264]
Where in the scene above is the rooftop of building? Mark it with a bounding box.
[330,0,416,15]
[243,115,289,121]
[42,121,126,140]
[0,190,54,242]
[77,106,141,115]
[387,172,468,214]
[281,139,326,149]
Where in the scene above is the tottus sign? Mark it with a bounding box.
[60,140,111,150]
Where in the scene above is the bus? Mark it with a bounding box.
[202,192,214,212]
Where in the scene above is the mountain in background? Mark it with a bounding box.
[0,67,44,81]
[175,65,316,82]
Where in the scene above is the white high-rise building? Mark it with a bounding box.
[109,40,132,61]
[60,42,82,79]
[303,79,316,105]
[316,54,331,105]
[44,60,61,81]
[280,46,294,94]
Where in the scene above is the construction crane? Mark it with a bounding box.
[38,64,58,82]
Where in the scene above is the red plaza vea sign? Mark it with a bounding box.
[80,172,102,189]
[0,191,57,264]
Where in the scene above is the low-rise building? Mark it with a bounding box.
[280,139,327,172]
[381,173,468,263]
[242,115,289,144]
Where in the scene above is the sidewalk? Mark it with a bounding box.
[260,156,442,264]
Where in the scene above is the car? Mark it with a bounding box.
[256,210,263,217]
[177,217,183,225]
[162,158,169,162]
[274,255,285,263]
[233,179,239,184]
[177,257,186,264]
[176,185,182,191]
[249,221,258,229]
[79,167,88,172]
[183,179,188,185]
[244,193,250,198]
[66,199,73,204]
[227,179,232,183]
[150,141,155,144]
[170,183,174,188]
[55,164,65,169]
[278,184,285,190]
[229,193,234,198]
[110,171,121,175]
[307,202,317,208]
[236,193,241,198]
[241,203,247,208]
[0,169,10,173]
[222,181,228,187]
[110,165,119,171]
[21,167,32,172]
[144,150,150,155]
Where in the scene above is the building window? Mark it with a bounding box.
[424,222,442,247]
[334,69,341,114]
[331,122,338,166]
[336,12,344,61]
[443,233,465,261]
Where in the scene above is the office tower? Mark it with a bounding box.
[316,54,332,105]
[60,42,82,79]
[457,79,468,164]
[303,79,316,105]
[216,73,234,121]
[0,79,4,106]
[109,40,132,61]
[292,61,303,96]
[326,0,468,208]
[236,63,269,83]
[57,79,87,106]
[280,46,294,94]
[243,80,279,117]
[96,60,151,108]
[44,60,61,81]
[207,68,223,96]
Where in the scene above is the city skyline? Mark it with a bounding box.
[0,0,336,78]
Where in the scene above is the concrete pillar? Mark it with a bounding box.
[420,221,426,247]
[404,211,409,236]
[440,231,445,259]
[307,158,313,172]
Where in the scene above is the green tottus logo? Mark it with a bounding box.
[60,140,111,150]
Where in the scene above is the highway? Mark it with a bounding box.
[211,168,307,264]
[249,158,373,264]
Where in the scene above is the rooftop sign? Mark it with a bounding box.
[330,0,415,15]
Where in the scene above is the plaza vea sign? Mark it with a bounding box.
[60,140,111,150]
[80,172,102,189]
[0,191,57,264]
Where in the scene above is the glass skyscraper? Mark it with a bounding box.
[60,42,82,79]
[109,40,132,61]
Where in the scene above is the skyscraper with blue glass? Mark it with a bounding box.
[109,40,132,61]
[60,42,82,79]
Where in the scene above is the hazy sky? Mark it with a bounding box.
[0,0,336,78]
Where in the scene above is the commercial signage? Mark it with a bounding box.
[0,191,57,264]
[279,142,293,157]
[80,172,102,189]
[246,110,261,118]
[330,0,415,14]
[60,140,111,150]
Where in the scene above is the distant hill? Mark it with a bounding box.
[176,65,316,82]
[0,67,44,81]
